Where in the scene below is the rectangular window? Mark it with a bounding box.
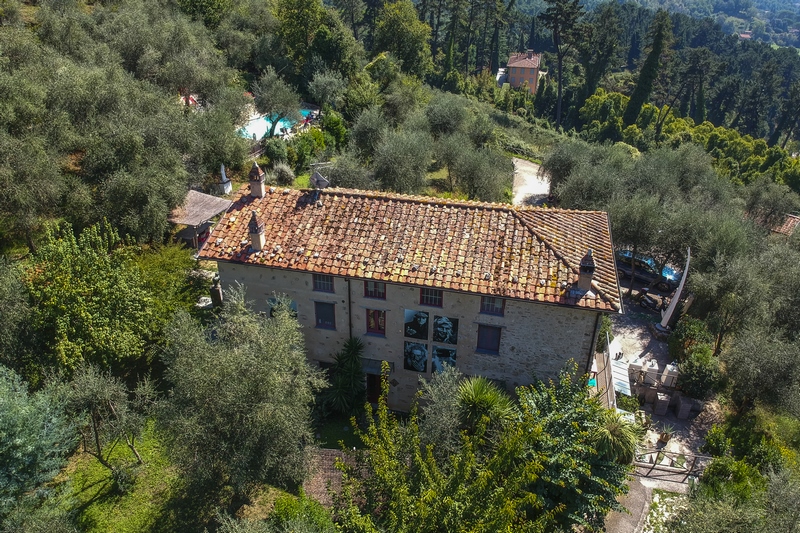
[364,281,386,299]
[313,274,334,292]
[511,67,516,74]
[315,301,336,329]
[366,309,386,335]
[420,288,443,307]
[510,76,516,83]
[480,296,505,316]
[477,325,501,354]
[529,78,534,85]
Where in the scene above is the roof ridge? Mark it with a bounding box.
[319,187,514,212]
[513,211,620,311]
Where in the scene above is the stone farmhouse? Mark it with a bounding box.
[198,164,623,411]
[506,50,544,94]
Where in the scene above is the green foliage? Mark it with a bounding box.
[616,392,641,414]
[374,0,432,78]
[252,67,301,139]
[268,492,336,532]
[701,424,733,457]
[456,376,515,433]
[160,287,327,495]
[593,409,645,464]
[0,366,76,521]
[451,146,513,202]
[177,0,232,28]
[623,11,672,127]
[309,70,347,109]
[596,314,614,352]
[25,222,155,374]
[349,106,387,161]
[323,338,367,417]
[697,456,765,504]
[325,151,376,189]
[669,316,714,362]
[64,365,155,480]
[273,162,296,186]
[373,129,431,194]
[678,345,721,400]
[337,363,629,532]
[320,109,348,151]
[425,92,467,138]
[262,138,289,165]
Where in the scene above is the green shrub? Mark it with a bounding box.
[273,162,295,186]
[701,424,732,457]
[323,338,366,416]
[616,392,640,414]
[596,314,614,352]
[262,138,288,165]
[678,344,720,400]
[669,316,713,362]
[268,491,335,532]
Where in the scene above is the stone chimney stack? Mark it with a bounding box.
[249,162,266,198]
[577,249,596,292]
[526,49,534,59]
[248,210,266,251]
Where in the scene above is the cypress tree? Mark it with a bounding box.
[696,78,706,124]
[622,10,671,127]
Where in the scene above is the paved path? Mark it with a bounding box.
[512,158,549,206]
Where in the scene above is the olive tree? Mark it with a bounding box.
[160,288,327,495]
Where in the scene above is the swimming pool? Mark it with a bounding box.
[239,109,314,140]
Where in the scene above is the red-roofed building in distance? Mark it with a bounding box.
[506,50,544,94]
[198,167,623,411]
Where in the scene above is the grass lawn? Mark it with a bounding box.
[316,415,363,450]
[54,421,181,533]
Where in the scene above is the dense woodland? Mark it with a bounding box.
[2,0,800,530]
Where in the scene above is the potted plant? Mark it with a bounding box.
[659,423,675,443]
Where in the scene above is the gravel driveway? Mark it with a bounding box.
[512,158,549,206]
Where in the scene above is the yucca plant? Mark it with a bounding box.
[593,409,645,464]
[457,376,516,433]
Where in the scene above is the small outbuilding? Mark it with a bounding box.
[169,190,233,249]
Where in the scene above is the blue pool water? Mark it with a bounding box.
[239,109,313,140]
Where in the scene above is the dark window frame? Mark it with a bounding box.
[476,325,502,354]
[480,296,505,316]
[313,274,335,293]
[366,309,386,335]
[314,301,336,329]
[420,288,443,307]
[364,281,386,299]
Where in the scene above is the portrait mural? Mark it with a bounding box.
[404,309,429,340]
[433,316,458,344]
[432,346,456,374]
[404,342,428,372]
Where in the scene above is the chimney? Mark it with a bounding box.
[577,249,596,292]
[249,162,266,198]
[526,49,533,59]
[248,210,266,251]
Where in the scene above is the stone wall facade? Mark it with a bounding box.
[219,263,603,411]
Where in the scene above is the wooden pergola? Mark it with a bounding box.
[169,190,233,249]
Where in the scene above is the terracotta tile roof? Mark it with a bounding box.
[772,214,800,236]
[507,52,542,69]
[199,186,622,312]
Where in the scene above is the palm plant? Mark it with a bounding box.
[593,409,645,464]
[457,376,516,433]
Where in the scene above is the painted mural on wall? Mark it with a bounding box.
[404,341,428,372]
[432,346,456,373]
[404,310,429,340]
[433,316,458,344]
